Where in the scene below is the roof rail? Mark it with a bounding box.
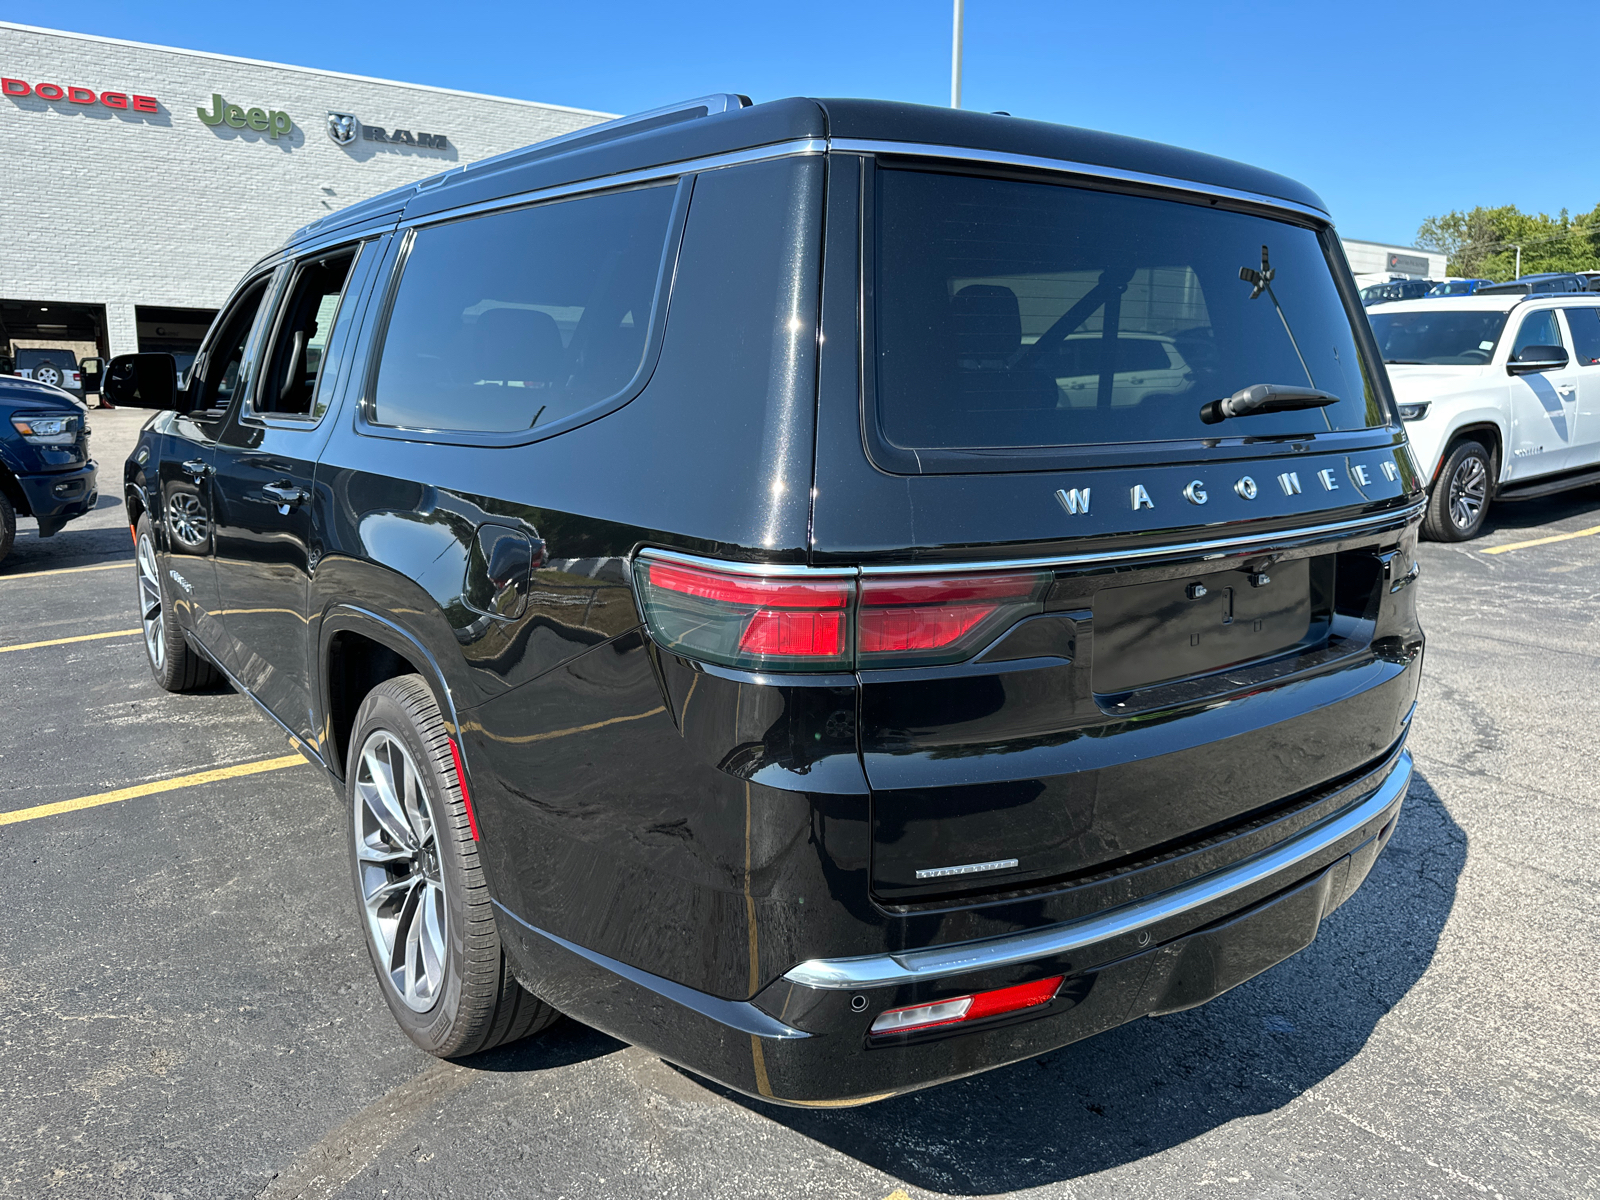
[458,93,753,179]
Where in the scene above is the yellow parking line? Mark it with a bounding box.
[0,560,132,580]
[0,628,140,653]
[1482,523,1600,555]
[0,754,308,828]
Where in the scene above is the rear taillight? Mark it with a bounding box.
[632,559,854,672]
[858,571,1048,667]
[633,554,1050,672]
[869,975,1064,1036]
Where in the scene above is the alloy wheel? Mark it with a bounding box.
[167,492,209,548]
[1448,453,1487,530]
[354,731,449,1013]
[136,532,165,669]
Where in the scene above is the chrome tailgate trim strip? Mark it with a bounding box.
[783,748,1412,990]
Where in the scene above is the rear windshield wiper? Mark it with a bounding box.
[1200,383,1339,425]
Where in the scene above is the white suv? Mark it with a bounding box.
[1368,294,1600,539]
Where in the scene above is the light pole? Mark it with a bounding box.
[1513,244,1522,279]
[951,0,964,108]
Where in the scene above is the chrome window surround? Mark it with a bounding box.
[635,499,1424,580]
[831,138,1332,223]
[784,746,1412,990]
[393,131,1333,234]
[405,139,828,230]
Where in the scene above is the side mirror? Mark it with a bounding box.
[1508,345,1570,375]
[103,353,179,409]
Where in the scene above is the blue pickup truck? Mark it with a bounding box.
[0,376,98,565]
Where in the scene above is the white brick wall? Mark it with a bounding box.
[1,23,613,355]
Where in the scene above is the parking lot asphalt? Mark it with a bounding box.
[1,414,1597,1199]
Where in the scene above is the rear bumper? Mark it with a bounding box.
[15,461,98,526]
[495,745,1411,1106]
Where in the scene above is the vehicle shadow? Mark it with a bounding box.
[709,768,1464,1195]
[1478,484,1600,536]
[464,1017,626,1074]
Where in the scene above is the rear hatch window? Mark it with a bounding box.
[872,169,1384,454]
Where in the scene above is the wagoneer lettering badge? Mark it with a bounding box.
[1278,471,1303,495]
[1056,487,1091,515]
[1235,476,1259,499]
[1130,483,1154,510]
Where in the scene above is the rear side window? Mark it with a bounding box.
[872,169,1384,451]
[1563,308,1600,366]
[371,184,678,434]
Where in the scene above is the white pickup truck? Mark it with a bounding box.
[1367,293,1600,539]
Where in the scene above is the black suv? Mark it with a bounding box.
[115,95,1425,1106]
[0,376,97,564]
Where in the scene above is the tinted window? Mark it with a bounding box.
[1511,310,1563,356]
[258,249,356,418]
[372,184,677,433]
[1368,310,1507,364]
[1563,308,1600,365]
[194,280,268,412]
[873,170,1382,450]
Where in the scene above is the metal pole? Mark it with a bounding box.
[1514,244,1521,278]
[951,0,964,109]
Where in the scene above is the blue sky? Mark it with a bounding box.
[9,1,1595,246]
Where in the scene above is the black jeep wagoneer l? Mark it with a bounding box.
[115,95,1424,1106]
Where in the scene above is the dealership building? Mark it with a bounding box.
[1,22,611,367]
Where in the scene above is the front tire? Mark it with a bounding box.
[135,513,219,691]
[347,674,559,1058]
[1423,439,1492,541]
[0,491,14,567]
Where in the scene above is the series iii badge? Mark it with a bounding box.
[327,111,359,146]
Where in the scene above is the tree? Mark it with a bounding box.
[1415,204,1600,280]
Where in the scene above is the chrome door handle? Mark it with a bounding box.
[261,482,308,513]
[181,458,211,479]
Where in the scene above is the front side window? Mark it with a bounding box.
[193,280,269,413]
[371,183,678,435]
[872,170,1383,451]
[1511,310,1563,357]
[256,248,357,419]
[1368,309,1508,365]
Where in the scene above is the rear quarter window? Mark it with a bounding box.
[871,169,1385,454]
[370,182,680,436]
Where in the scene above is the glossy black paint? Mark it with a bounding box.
[123,97,1426,1105]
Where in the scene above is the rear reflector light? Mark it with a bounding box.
[870,975,1064,1035]
[635,555,1052,672]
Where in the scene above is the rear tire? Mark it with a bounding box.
[346,674,560,1058]
[135,513,220,691]
[1422,439,1492,541]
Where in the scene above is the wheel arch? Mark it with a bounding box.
[0,462,28,518]
[319,605,465,782]
[1436,420,1504,487]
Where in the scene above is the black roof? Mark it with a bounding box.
[286,96,1328,249]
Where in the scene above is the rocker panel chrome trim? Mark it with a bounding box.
[783,748,1413,990]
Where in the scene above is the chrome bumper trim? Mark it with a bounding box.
[783,748,1413,990]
